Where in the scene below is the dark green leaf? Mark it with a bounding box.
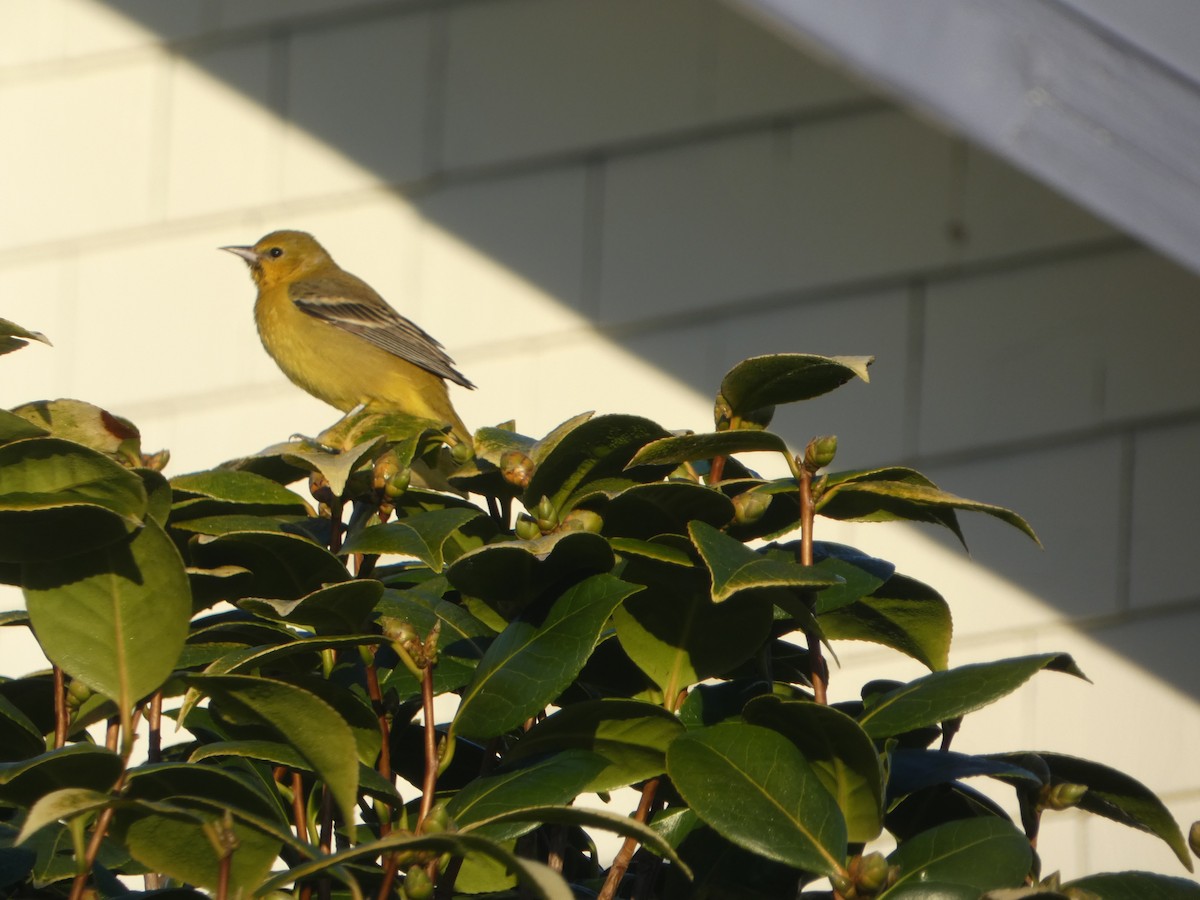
[340,507,484,570]
[505,699,686,792]
[0,693,45,762]
[888,748,1041,802]
[17,788,113,844]
[446,750,607,840]
[809,542,894,613]
[667,722,847,875]
[859,654,1086,738]
[191,530,349,600]
[820,574,951,671]
[689,521,840,603]
[1065,871,1200,899]
[719,353,872,416]
[239,579,383,634]
[453,574,641,739]
[24,520,190,716]
[0,438,147,562]
[0,745,123,807]
[184,674,358,821]
[601,481,735,540]
[743,695,884,842]
[627,431,789,468]
[0,409,48,443]
[883,817,1032,895]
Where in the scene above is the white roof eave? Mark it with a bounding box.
[729,0,1200,276]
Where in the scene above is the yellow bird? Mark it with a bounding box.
[222,230,473,444]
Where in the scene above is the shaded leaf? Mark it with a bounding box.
[859,654,1086,738]
[10,400,141,466]
[883,817,1032,895]
[820,574,952,671]
[239,579,383,634]
[719,353,872,417]
[17,788,112,844]
[689,521,840,603]
[453,574,641,740]
[0,746,123,807]
[340,507,484,570]
[191,530,348,600]
[628,431,789,468]
[667,722,846,875]
[601,481,735,541]
[1065,871,1200,899]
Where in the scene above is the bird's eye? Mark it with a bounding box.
[267,247,284,258]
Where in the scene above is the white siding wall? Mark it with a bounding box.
[1,0,1196,882]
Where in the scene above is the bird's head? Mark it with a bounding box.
[221,230,334,289]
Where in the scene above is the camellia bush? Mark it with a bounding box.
[0,315,1197,900]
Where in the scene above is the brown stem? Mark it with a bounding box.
[105,716,120,752]
[328,498,345,555]
[798,467,828,705]
[291,770,308,843]
[597,779,660,900]
[375,863,399,900]
[417,663,438,827]
[709,455,726,484]
[216,851,231,900]
[68,804,117,900]
[317,787,335,900]
[147,690,163,763]
[53,667,68,748]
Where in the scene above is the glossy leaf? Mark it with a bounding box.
[169,468,309,520]
[719,353,872,417]
[185,674,358,821]
[667,722,847,875]
[523,414,672,512]
[889,748,1041,802]
[883,817,1032,895]
[628,431,789,468]
[820,573,952,671]
[858,654,1087,738]
[0,437,146,562]
[614,579,773,698]
[0,746,123,807]
[239,579,383,634]
[743,696,884,842]
[276,434,383,496]
[446,750,608,840]
[453,574,641,739]
[1008,752,1194,870]
[601,481,735,540]
[809,541,895,613]
[10,400,141,465]
[689,520,840,602]
[188,741,399,803]
[1065,871,1200,899]
[340,507,484,570]
[17,788,113,844]
[191,530,349,600]
[0,694,45,762]
[505,699,686,792]
[24,520,190,716]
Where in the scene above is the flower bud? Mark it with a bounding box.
[534,495,557,531]
[561,509,604,533]
[402,865,434,900]
[450,438,474,465]
[854,852,890,892]
[1044,781,1088,811]
[1189,820,1199,859]
[515,514,541,541]
[420,801,455,835]
[732,490,771,525]
[384,467,411,500]
[66,678,93,710]
[372,450,402,491]
[803,434,838,472]
[500,450,535,488]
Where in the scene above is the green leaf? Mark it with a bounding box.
[883,817,1032,895]
[614,573,773,698]
[453,574,641,740]
[505,699,686,792]
[820,574,952,671]
[601,481,736,541]
[817,468,1039,548]
[24,520,191,717]
[667,723,847,876]
[719,353,873,417]
[169,468,309,520]
[0,317,50,354]
[689,521,840,603]
[446,530,614,613]
[888,748,1041,801]
[446,750,608,840]
[627,431,789,468]
[523,414,672,513]
[0,746,123,807]
[743,696,884,843]
[275,434,384,497]
[17,788,112,844]
[448,423,537,497]
[858,654,1087,738]
[1011,752,1194,870]
[0,693,46,762]
[191,530,349,600]
[0,408,49,443]
[184,674,359,822]
[0,437,147,562]
[239,579,383,634]
[340,507,484,570]
[257,831,573,900]
[9,400,144,466]
[1065,871,1200,899]
[809,542,894,613]
[187,741,399,803]
[377,580,494,693]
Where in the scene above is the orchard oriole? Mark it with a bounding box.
[223,230,473,443]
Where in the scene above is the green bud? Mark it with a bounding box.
[732,489,771,525]
[1044,781,1088,811]
[450,438,474,464]
[534,495,557,531]
[714,394,734,431]
[500,450,535,488]
[854,852,890,892]
[1190,820,1200,859]
[402,865,434,900]
[372,450,402,491]
[420,801,455,835]
[66,678,93,709]
[828,872,854,897]
[515,514,541,541]
[561,509,603,533]
[140,448,170,472]
[803,434,838,472]
[384,467,411,500]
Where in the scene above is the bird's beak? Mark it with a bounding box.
[220,245,259,265]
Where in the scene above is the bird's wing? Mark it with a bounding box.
[290,278,475,389]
